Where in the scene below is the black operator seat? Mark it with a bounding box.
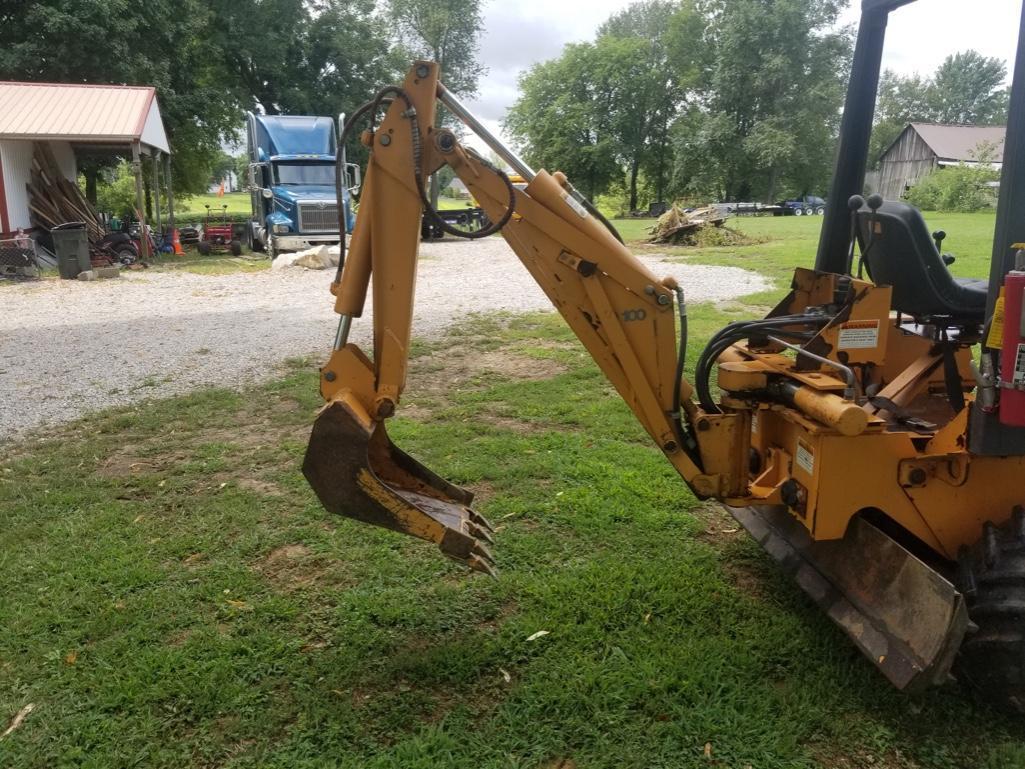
[856,200,988,325]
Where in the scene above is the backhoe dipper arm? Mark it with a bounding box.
[303,63,745,574]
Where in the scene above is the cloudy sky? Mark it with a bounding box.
[462,0,1023,150]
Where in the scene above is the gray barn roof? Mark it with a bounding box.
[907,122,1005,162]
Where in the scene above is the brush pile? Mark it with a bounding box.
[26,143,105,241]
[649,205,727,245]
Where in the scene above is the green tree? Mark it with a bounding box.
[234,154,252,191]
[670,0,851,202]
[930,51,1008,124]
[905,156,1000,213]
[504,43,623,201]
[869,70,933,164]
[210,0,399,117]
[388,0,485,206]
[93,161,139,219]
[0,0,240,198]
[0,0,239,199]
[598,0,696,209]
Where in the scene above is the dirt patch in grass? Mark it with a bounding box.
[97,399,307,484]
[235,477,284,496]
[411,348,566,397]
[721,557,772,600]
[402,347,568,421]
[692,502,745,545]
[690,502,774,599]
[255,543,343,592]
[477,410,545,434]
[808,743,921,769]
[715,299,774,316]
[165,627,195,647]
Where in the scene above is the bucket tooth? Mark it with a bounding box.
[467,521,495,545]
[728,505,969,692]
[303,399,496,574]
[468,509,495,533]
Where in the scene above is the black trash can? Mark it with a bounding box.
[52,222,91,279]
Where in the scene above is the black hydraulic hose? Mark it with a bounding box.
[696,326,821,412]
[694,316,830,412]
[669,285,702,464]
[420,145,516,239]
[336,85,517,257]
[563,182,623,245]
[333,94,390,284]
[371,86,516,241]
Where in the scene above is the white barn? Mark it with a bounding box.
[0,81,171,236]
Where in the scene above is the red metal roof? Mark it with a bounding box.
[0,82,167,151]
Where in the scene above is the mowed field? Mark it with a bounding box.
[3,212,1024,769]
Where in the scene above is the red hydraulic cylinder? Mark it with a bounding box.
[1000,270,1025,427]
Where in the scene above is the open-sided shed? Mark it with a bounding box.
[0,81,173,255]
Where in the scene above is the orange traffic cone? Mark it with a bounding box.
[172,228,184,255]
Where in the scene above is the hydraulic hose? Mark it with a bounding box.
[695,315,830,412]
[333,93,391,284]
[670,285,701,463]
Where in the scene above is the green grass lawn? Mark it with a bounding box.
[613,210,997,290]
[177,192,253,220]
[3,212,1023,768]
[147,250,270,276]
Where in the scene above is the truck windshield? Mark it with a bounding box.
[274,163,335,185]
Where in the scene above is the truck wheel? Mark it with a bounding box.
[956,508,1025,713]
[198,241,212,256]
[794,208,803,216]
[815,206,826,216]
[230,239,243,256]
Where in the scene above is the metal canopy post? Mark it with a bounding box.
[131,141,150,260]
[153,152,163,235]
[165,153,175,230]
[814,0,915,273]
[989,1,1025,317]
[971,0,1025,456]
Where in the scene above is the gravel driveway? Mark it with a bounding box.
[0,238,768,440]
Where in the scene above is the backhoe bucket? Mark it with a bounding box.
[303,400,496,575]
[727,506,969,692]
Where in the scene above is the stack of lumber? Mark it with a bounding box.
[649,205,727,244]
[26,143,105,241]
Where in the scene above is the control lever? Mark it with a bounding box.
[932,230,956,265]
[845,194,865,276]
[853,194,884,279]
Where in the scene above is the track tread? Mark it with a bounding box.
[956,507,1025,714]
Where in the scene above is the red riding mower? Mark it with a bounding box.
[198,205,242,256]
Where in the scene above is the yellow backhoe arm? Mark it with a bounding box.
[302,62,751,573]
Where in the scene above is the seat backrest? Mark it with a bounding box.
[856,201,968,319]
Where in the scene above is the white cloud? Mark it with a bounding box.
[840,0,1020,79]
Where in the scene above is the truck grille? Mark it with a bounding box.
[298,202,339,234]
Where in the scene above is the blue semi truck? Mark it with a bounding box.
[245,112,359,258]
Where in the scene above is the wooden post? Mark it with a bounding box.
[165,153,175,229]
[131,141,150,260]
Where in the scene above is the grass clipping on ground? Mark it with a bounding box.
[1,310,1023,769]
